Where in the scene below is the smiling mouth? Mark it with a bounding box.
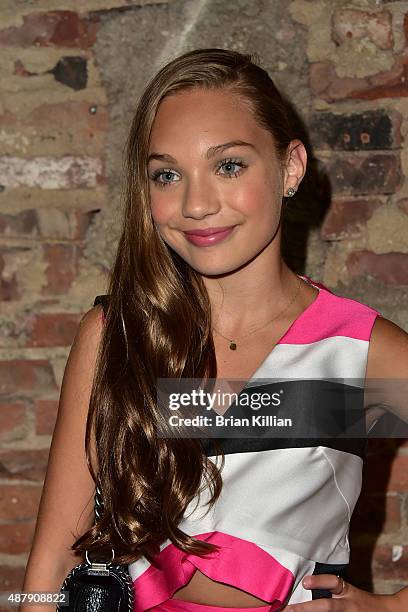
[183,225,237,237]
[182,225,238,247]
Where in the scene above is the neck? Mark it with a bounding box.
[203,261,301,339]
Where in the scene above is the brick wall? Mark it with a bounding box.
[0,0,407,604]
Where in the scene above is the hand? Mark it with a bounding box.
[281,574,400,611]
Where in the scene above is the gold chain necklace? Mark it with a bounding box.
[212,275,303,350]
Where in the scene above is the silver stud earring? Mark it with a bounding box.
[286,187,296,197]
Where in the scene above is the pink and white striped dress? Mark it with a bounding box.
[94,275,382,611]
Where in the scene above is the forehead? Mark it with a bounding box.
[149,88,275,155]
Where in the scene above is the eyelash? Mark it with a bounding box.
[149,157,247,188]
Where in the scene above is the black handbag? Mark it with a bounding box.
[57,482,134,611]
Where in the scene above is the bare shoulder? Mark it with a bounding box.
[65,304,105,368]
[367,315,408,379]
[76,303,104,345]
[366,315,408,424]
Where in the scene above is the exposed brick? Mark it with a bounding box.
[50,56,88,90]
[13,57,32,77]
[0,156,103,189]
[347,251,408,286]
[309,110,401,150]
[351,494,401,535]
[0,564,26,591]
[0,485,42,521]
[0,102,108,157]
[373,544,408,580]
[332,9,393,50]
[404,13,408,45]
[29,101,107,155]
[26,312,81,347]
[397,198,408,215]
[0,109,15,127]
[42,243,79,295]
[0,359,57,396]
[28,101,107,133]
[0,449,49,482]
[0,522,35,554]
[0,209,37,236]
[73,208,100,239]
[349,543,408,582]
[310,57,408,102]
[0,11,100,49]
[34,399,58,435]
[0,186,107,215]
[310,62,337,98]
[0,247,22,301]
[0,401,27,442]
[0,605,18,612]
[321,198,383,240]
[323,153,402,195]
[0,208,99,239]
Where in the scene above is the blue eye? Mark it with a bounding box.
[150,169,179,188]
[149,157,247,189]
[217,158,247,178]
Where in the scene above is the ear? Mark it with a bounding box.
[282,140,307,196]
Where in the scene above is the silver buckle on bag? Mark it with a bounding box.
[85,548,115,576]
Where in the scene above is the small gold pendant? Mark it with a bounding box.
[229,341,237,350]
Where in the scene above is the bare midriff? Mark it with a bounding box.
[170,569,271,606]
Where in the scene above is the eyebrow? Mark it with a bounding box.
[147,140,256,164]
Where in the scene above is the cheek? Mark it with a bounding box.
[232,177,280,217]
[149,194,174,226]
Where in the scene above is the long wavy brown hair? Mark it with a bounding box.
[72,48,296,565]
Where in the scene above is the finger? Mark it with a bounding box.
[302,574,346,596]
[332,575,346,596]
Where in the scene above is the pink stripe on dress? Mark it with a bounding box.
[281,283,382,344]
[152,598,275,611]
[132,531,294,612]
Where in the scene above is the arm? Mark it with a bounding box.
[365,316,408,426]
[365,316,408,607]
[284,316,408,610]
[19,305,105,612]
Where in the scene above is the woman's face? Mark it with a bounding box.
[147,88,304,276]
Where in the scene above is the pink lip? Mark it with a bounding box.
[183,225,237,246]
[184,225,236,236]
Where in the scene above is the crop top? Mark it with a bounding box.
[93,274,382,610]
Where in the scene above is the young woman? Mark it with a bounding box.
[22,48,408,611]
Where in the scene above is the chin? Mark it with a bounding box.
[185,258,244,277]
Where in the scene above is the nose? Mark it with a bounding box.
[182,174,221,219]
